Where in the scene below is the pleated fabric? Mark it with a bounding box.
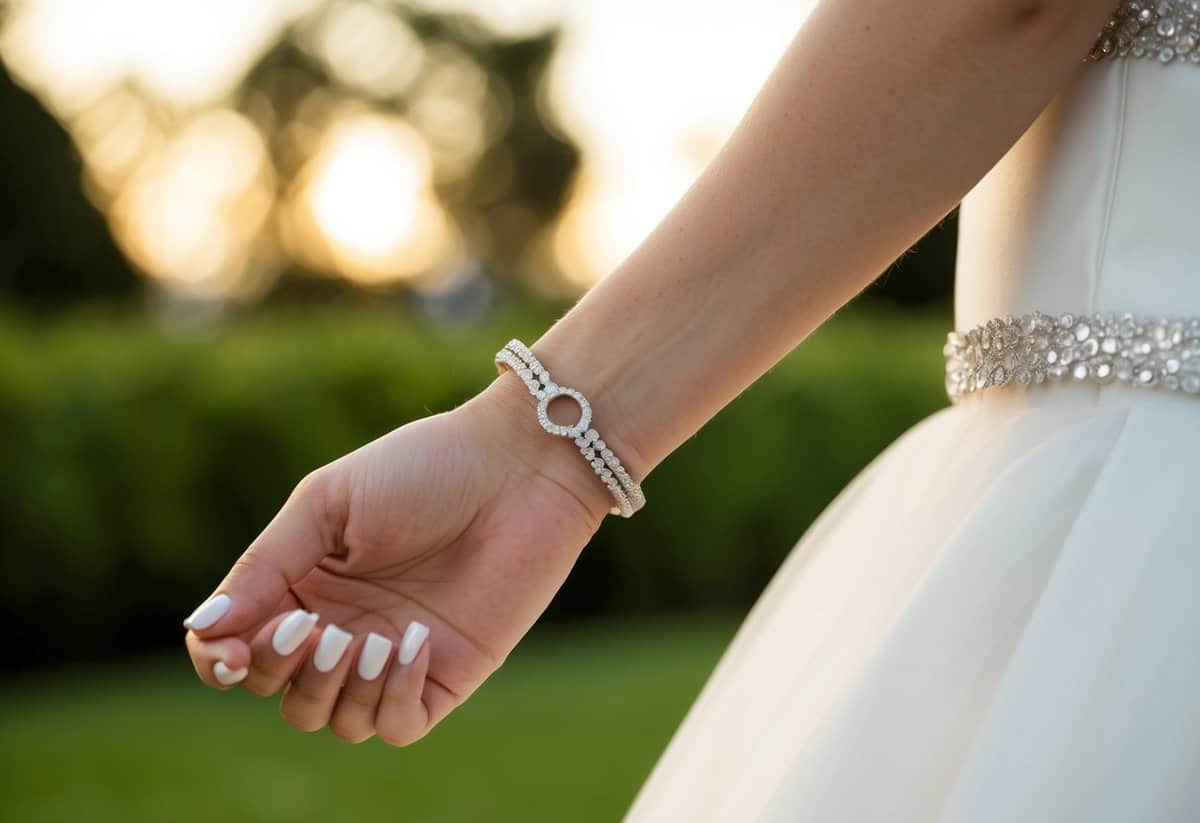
[626,382,1200,822]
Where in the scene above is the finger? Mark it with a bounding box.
[183,470,342,640]
[242,608,321,697]
[185,632,252,689]
[279,624,360,733]
[329,632,394,744]
[375,621,432,748]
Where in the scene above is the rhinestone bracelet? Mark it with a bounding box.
[494,339,646,518]
[944,310,1200,403]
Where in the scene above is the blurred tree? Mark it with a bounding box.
[237,1,580,298]
[0,0,953,309]
[0,57,140,307]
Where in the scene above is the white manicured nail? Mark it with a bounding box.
[397,621,429,665]
[184,594,231,631]
[272,609,319,656]
[357,632,392,681]
[313,624,353,673]
[213,661,247,685]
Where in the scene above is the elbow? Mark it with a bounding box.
[975,0,1116,50]
[1005,0,1079,32]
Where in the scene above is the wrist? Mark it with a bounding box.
[522,334,652,489]
[465,370,619,525]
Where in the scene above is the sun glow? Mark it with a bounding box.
[0,0,817,297]
[111,109,274,297]
[291,113,454,285]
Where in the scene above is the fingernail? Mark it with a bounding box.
[183,594,231,631]
[213,661,248,685]
[357,632,392,681]
[398,620,429,665]
[272,609,319,656]
[313,624,353,673]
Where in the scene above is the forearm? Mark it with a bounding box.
[483,0,1115,488]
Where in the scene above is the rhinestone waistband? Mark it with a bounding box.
[943,311,1200,403]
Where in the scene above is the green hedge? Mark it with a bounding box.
[0,301,951,668]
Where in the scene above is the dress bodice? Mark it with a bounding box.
[945,0,1200,402]
[955,8,1200,324]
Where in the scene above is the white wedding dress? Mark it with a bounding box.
[624,3,1200,821]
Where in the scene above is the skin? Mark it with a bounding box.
[186,0,1121,745]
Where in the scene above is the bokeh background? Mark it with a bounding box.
[0,1,958,820]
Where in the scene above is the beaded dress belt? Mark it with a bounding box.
[943,311,1200,403]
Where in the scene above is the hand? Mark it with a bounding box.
[183,372,617,746]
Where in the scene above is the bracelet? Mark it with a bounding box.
[494,339,646,518]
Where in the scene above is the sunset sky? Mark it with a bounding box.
[0,0,815,296]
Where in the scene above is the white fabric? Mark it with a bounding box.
[623,57,1200,822]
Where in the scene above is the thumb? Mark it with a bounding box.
[182,470,342,639]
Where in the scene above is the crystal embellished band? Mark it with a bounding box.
[1087,0,1200,65]
[944,310,1200,403]
[494,339,646,518]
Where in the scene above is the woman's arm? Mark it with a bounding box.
[480,0,1117,501]
[184,0,1123,744]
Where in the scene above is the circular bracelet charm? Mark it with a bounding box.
[494,339,646,518]
[536,386,591,438]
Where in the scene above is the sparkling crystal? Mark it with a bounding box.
[1089,0,1200,65]
[944,310,1200,402]
[497,339,645,518]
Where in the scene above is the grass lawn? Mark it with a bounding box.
[0,612,743,823]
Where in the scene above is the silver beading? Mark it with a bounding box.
[944,310,1200,403]
[1088,0,1200,64]
[494,339,646,518]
